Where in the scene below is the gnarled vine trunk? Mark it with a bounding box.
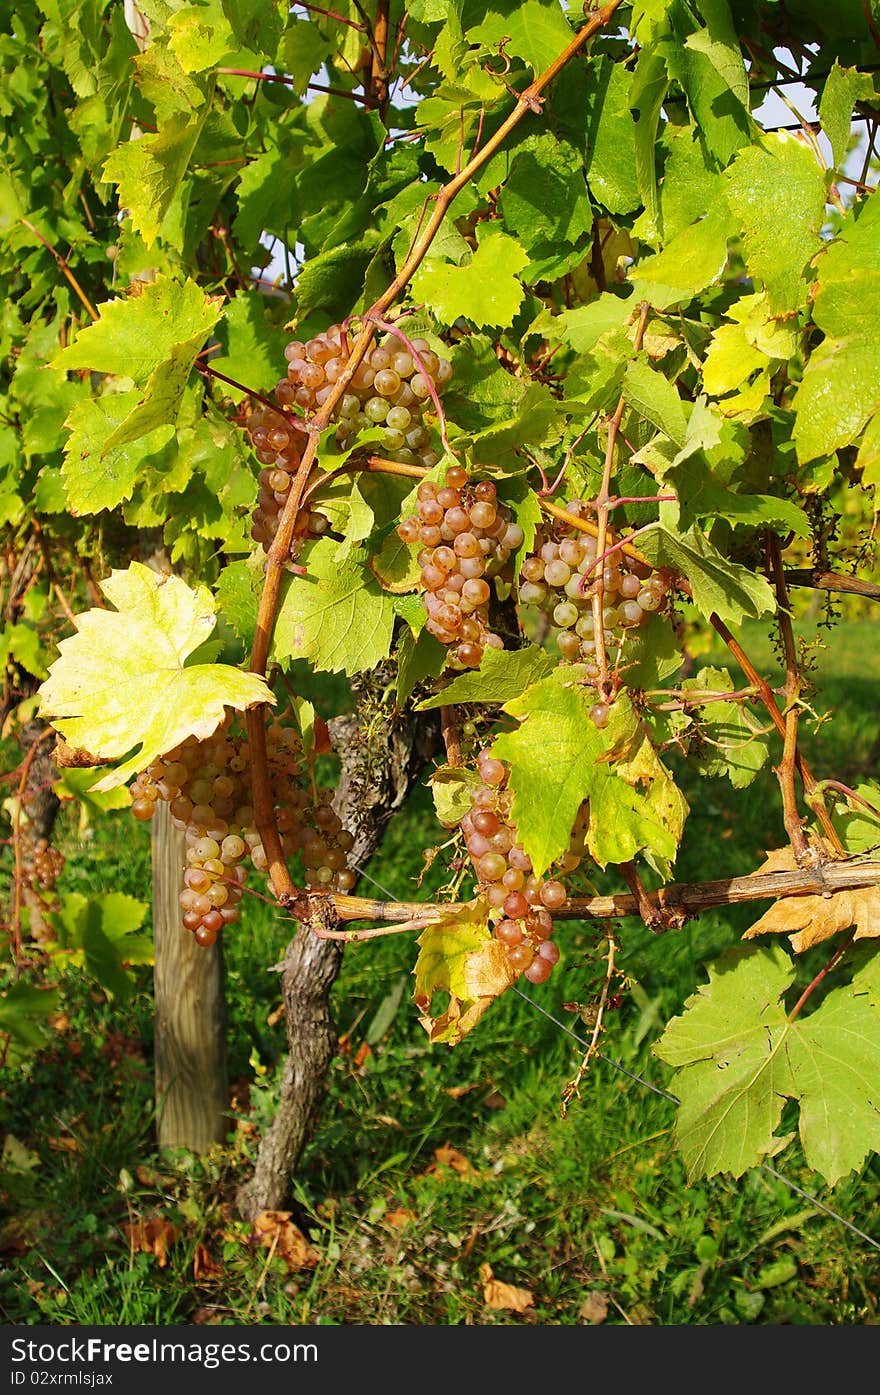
[236,670,438,1219]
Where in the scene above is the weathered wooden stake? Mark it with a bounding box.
[152,801,229,1151]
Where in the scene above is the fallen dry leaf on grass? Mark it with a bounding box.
[123,1217,179,1268]
[249,1211,320,1271]
[744,847,880,952]
[385,1208,418,1230]
[193,1242,224,1281]
[480,1263,535,1312]
[579,1291,609,1324]
[424,1144,474,1177]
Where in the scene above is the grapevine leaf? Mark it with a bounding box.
[743,846,880,951]
[416,645,556,710]
[587,698,689,869]
[653,944,796,1178]
[655,943,880,1184]
[492,683,686,874]
[529,293,635,355]
[833,783,880,854]
[414,900,515,1045]
[0,981,60,1060]
[723,133,827,317]
[215,556,263,651]
[412,230,528,330]
[819,62,873,169]
[793,192,880,463]
[466,0,574,76]
[677,666,770,787]
[640,524,775,626]
[628,204,734,310]
[395,628,446,704]
[53,277,221,384]
[208,292,291,402]
[37,563,274,790]
[582,58,641,215]
[102,111,211,249]
[623,356,689,446]
[61,393,176,515]
[273,539,396,676]
[430,764,483,828]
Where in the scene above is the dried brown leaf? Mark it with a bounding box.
[249,1211,320,1271]
[579,1291,609,1324]
[193,1242,223,1281]
[429,1144,473,1176]
[385,1208,418,1230]
[123,1217,179,1268]
[480,1263,535,1313]
[744,847,880,951]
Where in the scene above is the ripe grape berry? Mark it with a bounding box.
[518,503,668,721]
[459,748,588,984]
[131,711,355,946]
[397,468,524,668]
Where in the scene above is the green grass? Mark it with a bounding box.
[2,616,880,1326]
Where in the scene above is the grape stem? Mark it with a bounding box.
[561,932,617,1116]
[246,0,628,905]
[766,529,810,863]
[707,608,844,852]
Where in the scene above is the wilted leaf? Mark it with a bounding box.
[579,1291,609,1324]
[432,1144,473,1176]
[249,1211,320,1271]
[414,901,516,1044]
[480,1262,535,1312]
[123,1217,179,1268]
[744,847,880,951]
[38,563,273,790]
[193,1243,224,1281]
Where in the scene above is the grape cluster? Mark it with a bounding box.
[518,504,668,722]
[130,714,356,947]
[246,406,329,556]
[397,467,524,669]
[27,834,65,891]
[277,324,451,466]
[245,325,453,562]
[460,748,587,985]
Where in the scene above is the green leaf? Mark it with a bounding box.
[168,2,235,72]
[0,981,59,1059]
[395,627,446,703]
[492,683,686,874]
[496,133,594,270]
[629,47,669,241]
[102,109,212,249]
[629,204,734,310]
[412,230,529,330]
[61,393,175,515]
[793,191,880,462]
[53,276,221,384]
[655,944,880,1184]
[819,62,873,170]
[417,645,555,710]
[668,0,752,166]
[414,900,515,1044]
[38,563,273,790]
[530,293,635,355]
[623,357,689,447]
[640,524,775,626]
[466,0,574,76]
[215,556,262,651]
[582,58,641,215]
[430,763,483,828]
[677,666,770,787]
[273,539,396,676]
[723,133,827,317]
[209,292,291,402]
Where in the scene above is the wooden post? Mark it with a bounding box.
[152,801,229,1151]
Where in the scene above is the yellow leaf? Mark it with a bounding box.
[414,901,515,1044]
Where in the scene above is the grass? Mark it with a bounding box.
[2,614,880,1326]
